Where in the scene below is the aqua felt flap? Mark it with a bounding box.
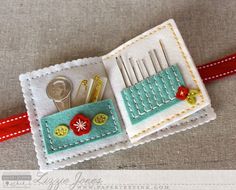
[40,99,122,154]
[121,64,185,124]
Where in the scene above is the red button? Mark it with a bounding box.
[175,86,189,100]
[70,114,91,136]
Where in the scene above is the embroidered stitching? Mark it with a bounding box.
[44,22,206,164]
[159,73,172,100]
[131,103,202,139]
[168,24,201,88]
[47,140,129,164]
[140,82,153,110]
[130,87,146,114]
[22,21,206,165]
[0,114,27,126]
[129,23,205,139]
[131,23,204,138]
[146,78,161,107]
[26,62,100,162]
[203,69,236,81]
[44,103,119,151]
[171,66,182,86]
[123,90,136,118]
[0,128,30,140]
[165,69,176,95]
[46,111,209,164]
[153,75,166,104]
[198,56,236,70]
[26,78,52,162]
[30,62,99,79]
[123,65,180,119]
[27,67,123,165]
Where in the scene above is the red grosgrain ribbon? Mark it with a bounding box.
[0,112,30,142]
[0,52,236,142]
[197,52,236,83]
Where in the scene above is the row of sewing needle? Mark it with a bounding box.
[117,40,171,87]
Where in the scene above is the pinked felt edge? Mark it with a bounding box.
[20,57,216,171]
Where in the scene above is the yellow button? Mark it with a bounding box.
[54,125,69,138]
[186,89,200,105]
[186,95,197,105]
[93,113,108,126]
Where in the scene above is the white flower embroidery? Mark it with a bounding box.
[73,119,87,131]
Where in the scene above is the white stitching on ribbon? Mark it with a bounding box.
[0,114,27,125]
[203,69,236,81]
[0,128,30,140]
[198,56,236,70]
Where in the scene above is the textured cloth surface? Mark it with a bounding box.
[0,0,235,169]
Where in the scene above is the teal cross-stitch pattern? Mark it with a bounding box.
[40,99,123,154]
[121,64,185,124]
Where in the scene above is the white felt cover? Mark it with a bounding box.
[19,19,216,171]
[102,19,211,142]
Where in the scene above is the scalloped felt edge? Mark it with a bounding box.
[19,55,216,171]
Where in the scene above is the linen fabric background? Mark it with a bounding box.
[0,0,235,169]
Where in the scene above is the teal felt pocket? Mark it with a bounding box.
[121,64,185,124]
[40,99,122,154]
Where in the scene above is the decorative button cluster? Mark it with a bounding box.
[54,113,109,138]
[176,86,200,105]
